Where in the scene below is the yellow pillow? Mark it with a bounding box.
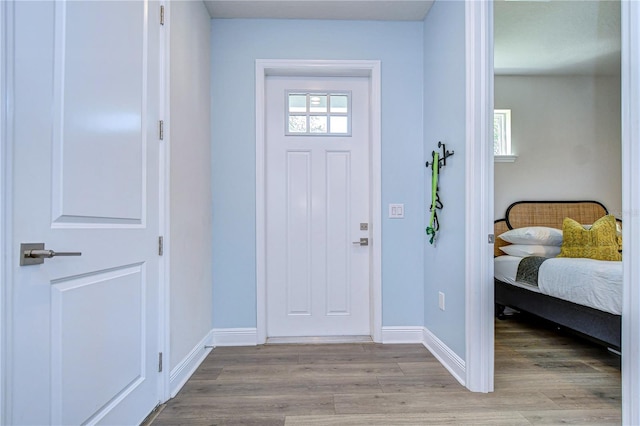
[558,215,622,261]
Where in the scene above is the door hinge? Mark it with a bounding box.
[159,120,164,140]
[158,236,164,256]
[488,234,495,244]
[158,352,163,372]
[160,5,165,25]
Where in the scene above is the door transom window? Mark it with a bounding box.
[286,91,352,136]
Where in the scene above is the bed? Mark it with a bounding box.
[494,200,622,349]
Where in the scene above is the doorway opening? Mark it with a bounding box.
[493,0,622,416]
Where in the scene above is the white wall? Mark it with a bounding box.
[169,1,213,370]
[494,75,622,219]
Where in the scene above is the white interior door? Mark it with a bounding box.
[8,1,162,424]
[265,76,370,338]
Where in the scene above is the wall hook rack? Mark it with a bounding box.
[425,141,454,245]
[425,141,454,171]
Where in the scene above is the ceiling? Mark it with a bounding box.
[494,0,620,75]
[204,0,434,21]
[204,0,621,76]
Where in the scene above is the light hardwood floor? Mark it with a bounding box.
[151,315,621,425]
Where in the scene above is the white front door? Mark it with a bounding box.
[265,76,371,338]
[8,1,162,424]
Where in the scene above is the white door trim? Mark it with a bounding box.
[464,0,494,393]
[255,59,382,344]
[621,1,639,424]
[158,0,171,404]
[0,1,11,421]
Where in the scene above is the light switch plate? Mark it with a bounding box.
[388,203,404,219]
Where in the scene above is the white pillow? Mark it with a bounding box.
[499,244,561,257]
[498,226,563,246]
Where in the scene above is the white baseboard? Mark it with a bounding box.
[212,327,257,346]
[267,335,372,344]
[169,330,214,397]
[381,326,425,344]
[382,326,466,386]
[422,327,466,386]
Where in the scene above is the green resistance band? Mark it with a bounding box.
[426,152,439,244]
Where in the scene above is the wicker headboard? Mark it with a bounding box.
[494,200,609,257]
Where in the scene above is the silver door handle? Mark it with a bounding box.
[25,249,82,259]
[352,238,369,246]
[20,243,82,266]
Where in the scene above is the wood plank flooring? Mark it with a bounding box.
[151,315,621,425]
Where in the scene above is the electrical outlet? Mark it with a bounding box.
[438,292,445,311]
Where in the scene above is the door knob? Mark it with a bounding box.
[20,243,82,266]
[352,238,369,246]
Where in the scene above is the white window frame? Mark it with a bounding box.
[494,109,517,162]
[285,90,352,136]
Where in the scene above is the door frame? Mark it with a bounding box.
[465,0,494,393]
[621,2,640,423]
[0,0,11,421]
[255,59,382,344]
[158,0,171,404]
[0,0,170,420]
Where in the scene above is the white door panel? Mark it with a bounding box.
[326,151,353,315]
[52,1,147,223]
[51,265,145,425]
[10,1,161,424]
[266,76,370,337]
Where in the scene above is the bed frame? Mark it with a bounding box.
[494,200,621,349]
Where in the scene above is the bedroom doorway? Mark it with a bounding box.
[492,0,623,417]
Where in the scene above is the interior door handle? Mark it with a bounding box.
[26,250,82,259]
[20,243,82,266]
[352,238,369,246]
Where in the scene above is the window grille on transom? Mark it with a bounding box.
[286,91,352,136]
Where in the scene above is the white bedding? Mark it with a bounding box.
[495,255,622,315]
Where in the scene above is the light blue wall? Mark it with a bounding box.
[211,19,425,328]
[423,1,467,358]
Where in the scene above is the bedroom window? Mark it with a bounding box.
[494,109,517,162]
[286,91,351,136]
